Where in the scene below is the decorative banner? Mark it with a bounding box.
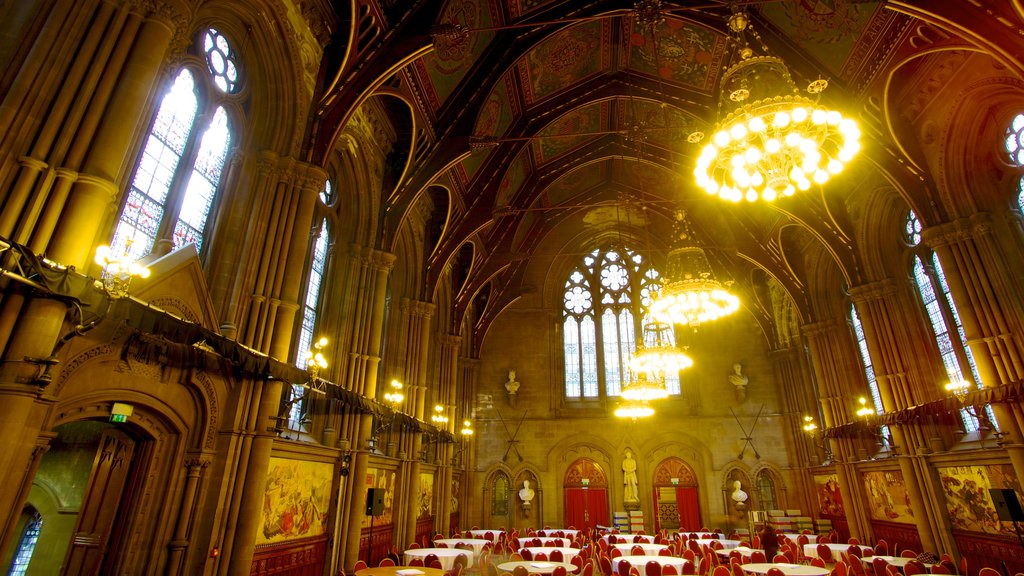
[258,457,333,545]
[813,473,845,516]
[937,464,1023,536]
[862,470,914,523]
[362,467,397,528]
[419,472,435,518]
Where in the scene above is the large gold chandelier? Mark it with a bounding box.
[692,12,860,203]
[625,320,692,403]
[649,212,739,326]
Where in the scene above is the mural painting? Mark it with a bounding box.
[258,457,333,544]
[419,471,435,518]
[862,470,914,523]
[938,464,1023,536]
[361,467,397,528]
[813,473,844,516]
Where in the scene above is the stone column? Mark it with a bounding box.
[435,334,461,535]
[399,300,435,545]
[168,455,212,574]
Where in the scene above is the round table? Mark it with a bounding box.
[470,530,505,542]
[498,561,578,574]
[523,548,582,562]
[538,529,580,538]
[694,539,741,549]
[681,532,721,539]
[516,537,571,548]
[742,563,829,576]
[612,543,669,556]
[803,543,869,559]
[403,548,474,570]
[779,534,818,543]
[434,539,490,555]
[715,547,764,560]
[357,567,446,576]
[603,534,656,544]
[611,556,688,573]
[864,556,934,570]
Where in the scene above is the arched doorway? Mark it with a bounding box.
[485,470,512,530]
[563,459,609,531]
[652,457,700,531]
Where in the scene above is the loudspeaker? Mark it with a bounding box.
[366,488,385,516]
[989,488,1024,522]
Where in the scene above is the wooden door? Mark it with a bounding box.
[62,429,136,575]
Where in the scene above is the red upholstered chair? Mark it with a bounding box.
[354,561,368,572]
[766,569,785,576]
[610,536,620,545]
[682,550,696,563]
[929,566,951,575]
[663,565,678,576]
[847,547,862,559]
[710,565,730,576]
[831,561,848,576]
[521,549,533,560]
[848,538,860,545]
[750,551,767,564]
[513,566,529,576]
[379,558,396,567]
[425,554,440,567]
[646,561,663,576]
[632,546,646,556]
[619,560,633,576]
[773,555,789,564]
[731,561,744,576]
[581,561,594,576]
[710,542,724,551]
[811,558,826,568]
[681,561,696,576]
[551,550,565,562]
[535,552,549,561]
[659,548,672,557]
[873,541,888,557]
[903,561,926,576]
[635,536,646,543]
[937,560,956,574]
[437,542,449,548]
[752,537,762,550]
[900,551,919,559]
[871,557,890,576]
[816,545,835,564]
[410,558,425,567]
[553,567,568,576]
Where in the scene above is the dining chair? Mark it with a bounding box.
[354,560,368,572]
[663,565,678,576]
[936,560,956,574]
[636,536,647,543]
[811,558,826,568]
[410,558,425,567]
[659,548,672,557]
[873,541,888,557]
[900,551,919,559]
[632,546,646,556]
[425,554,440,567]
[581,561,594,576]
[773,555,789,564]
[766,568,785,576]
[750,551,767,564]
[978,567,1002,576]
[832,561,849,576]
[379,558,396,567]
[612,549,624,559]
[816,544,835,564]
[871,557,889,576]
[553,567,568,576]
[600,556,614,576]
[681,561,696,576]
[521,549,534,560]
[928,569,952,576]
[510,553,524,562]
[646,561,663,576]
[513,565,529,576]
[551,550,565,562]
[535,553,549,561]
[903,561,927,576]
[711,565,730,576]
[683,550,696,563]
[959,556,968,576]
[848,538,860,545]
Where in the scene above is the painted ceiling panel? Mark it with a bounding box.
[519,19,610,105]
[422,0,498,108]
[624,17,728,91]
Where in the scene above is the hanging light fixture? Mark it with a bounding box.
[614,400,655,420]
[626,320,693,402]
[649,211,739,326]
[691,11,860,203]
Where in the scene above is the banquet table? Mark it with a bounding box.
[715,547,764,560]
[523,548,582,562]
[538,529,580,538]
[357,567,446,576]
[803,543,870,559]
[434,539,490,555]
[778,534,818,543]
[742,563,829,576]
[611,556,688,573]
[403,548,474,570]
[498,561,579,574]
[612,543,669,556]
[517,537,572,548]
[863,556,935,570]
[681,532,721,539]
[603,534,656,544]
[694,539,741,549]
[469,530,505,541]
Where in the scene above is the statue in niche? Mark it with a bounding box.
[729,363,749,402]
[731,480,748,513]
[622,449,640,508]
[519,479,535,510]
[505,370,520,407]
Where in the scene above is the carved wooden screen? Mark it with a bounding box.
[652,457,700,532]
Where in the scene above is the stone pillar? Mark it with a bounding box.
[168,455,212,574]
[399,300,435,544]
[342,248,395,570]
[435,334,461,535]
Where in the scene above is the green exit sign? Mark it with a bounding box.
[110,414,128,423]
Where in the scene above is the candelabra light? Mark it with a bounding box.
[802,415,832,462]
[384,379,404,407]
[431,404,449,425]
[614,401,654,421]
[855,396,875,418]
[460,419,474,436]
[95,243,151,298]
[945,380,1003,444]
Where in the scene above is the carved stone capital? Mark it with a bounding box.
[922,213,993,248]
[848,279,898,303]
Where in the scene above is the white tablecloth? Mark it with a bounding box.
[681,532,720,539]
[434,539,489,555]
[693,539,741,549]
[538,529,580,538]
[517,537,571,548]
[612,543,669,556]
[602,534,656,544]
[742,563,829,576]
[404,549,474,570]
[498,561,578,574]
[715,547,764,559]
[611,556,688,573]
[523,548,581,562]
[779,534,818,543]
[803,544,869,559]
[864,556,934,569]
[469,530,505,541]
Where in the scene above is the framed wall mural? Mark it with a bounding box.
[258,457,333,545]
[361,467,397,528]
[862,470,914,523]
[419,472,435,518]
[813,473,845,516]
[938,464,1023,536]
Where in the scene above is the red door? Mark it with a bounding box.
[564,487,609,530]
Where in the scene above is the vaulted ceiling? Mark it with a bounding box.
[311,0,989,348]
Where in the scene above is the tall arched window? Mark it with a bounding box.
[849,306,887,443]
[8,506,42,576]
[1005,113,1024,210]
[110,28,240,262]
[562,247,678,399]
[905,211,994,432]
[288,182,332,429]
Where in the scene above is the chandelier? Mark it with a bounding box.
[649,211,739,326]
[614,401,655,420]
[626,321,692,402]
[692,12,860,202]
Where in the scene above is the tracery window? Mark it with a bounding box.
[1006,113,1024,210]
[8,506,42,576]
[562,247,679,399]
[289,182,332,429]
[756,471,777,511]
[110,28,240,262]
[905,211,995,433]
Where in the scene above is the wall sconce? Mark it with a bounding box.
[431,404,449,426]
[855,396,875,418]
[304,337,329,395]
[802,415,832,462]
[370,380,405,452]
[460,419,473,436]
[384,379,404,407]
[95,243,150,298]
[451,420,474,465]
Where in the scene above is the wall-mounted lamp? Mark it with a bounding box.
[95,242,150,298]
[431,404,449,425]
[945,380,1003,445]
[802,415,832,462]
[460,419,474,436]
[384,379,404,407]
[855,397,875,418]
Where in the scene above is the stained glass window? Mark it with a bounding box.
[1006,113,1024,166]
[289,214,331,429]
[850,305,889,440]
[8,507,42,576]
[562,247,679,399]
[112,29,240,261]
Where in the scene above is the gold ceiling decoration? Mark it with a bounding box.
[692,11,861,202]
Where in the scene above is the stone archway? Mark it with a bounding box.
[652,457,701,532]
